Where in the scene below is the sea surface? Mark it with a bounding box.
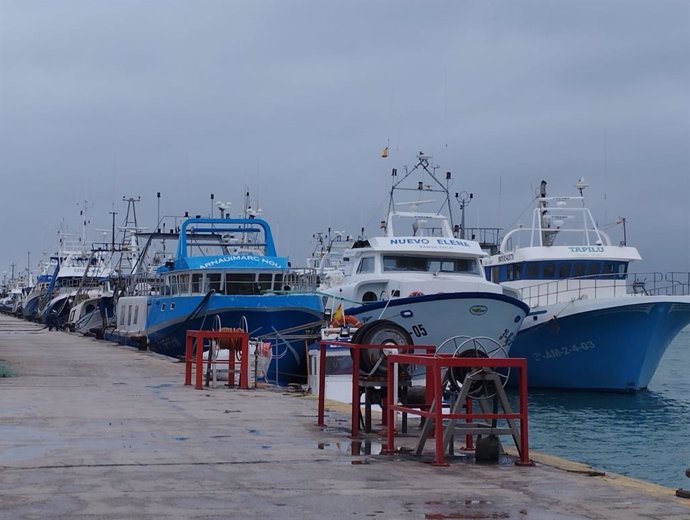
[525,326,690,489]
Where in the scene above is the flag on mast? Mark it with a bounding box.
[332,303,344,323]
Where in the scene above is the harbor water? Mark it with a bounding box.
[525,326,690,489]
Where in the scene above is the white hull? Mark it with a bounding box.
[346,292,528,355]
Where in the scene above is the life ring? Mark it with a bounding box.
[409,291,425,297]
[330,314,362,328]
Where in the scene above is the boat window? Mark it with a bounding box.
[178,274,190,294]
[573,262,585,277]
[225,273,257,295]
[206,273,223,293]
[526,263,539,278]
[602,262,627,279]
[258,273,273,293]
[273,273,284,291]
[542,262,556,278]
[491,267,499,283]
[133,305,138,325]
[506,263,520,281]
[169,275,179,295]
[357,257,375,274]
[587,263,601,276]
[383,255,480,275]
[191,273,203,293]
[362,291,377,302]
[85,303,96,314]
[558,263,571,279]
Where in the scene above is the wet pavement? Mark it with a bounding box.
[0,314,688,519]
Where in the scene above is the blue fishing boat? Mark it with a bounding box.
[114,215,324,385]
[483,180,690,391]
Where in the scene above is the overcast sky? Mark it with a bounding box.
[1,0,689,280]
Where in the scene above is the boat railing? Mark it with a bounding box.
[519,271,690,307]
[120,272,165,296]
[283,267,320,292]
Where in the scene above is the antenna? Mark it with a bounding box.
[215,200,232,219]
[575,178,589,196]
[455,191,473,239]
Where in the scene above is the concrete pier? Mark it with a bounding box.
[0,314,688,519]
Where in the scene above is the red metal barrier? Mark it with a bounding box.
[184,330,250,389]
[384,353,532,467]
[316,339,435,438]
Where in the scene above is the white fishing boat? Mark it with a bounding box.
[482,179,690,391]
[319,152,530,370]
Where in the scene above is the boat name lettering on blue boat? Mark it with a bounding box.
[532,340,596,362]
[568,246,605,253]
[200,255,281,269]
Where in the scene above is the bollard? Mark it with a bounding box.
[676,467,690,499]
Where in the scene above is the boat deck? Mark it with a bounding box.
[0,314,687,519]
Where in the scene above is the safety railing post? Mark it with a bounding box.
[385,358,396,454]
[239,333,249,389]
[317,341,327,427]
[184,333,192,386]
[432,360,447,466]
[351,344,360,439]
[517,358,533,466]
[195,333,204,390]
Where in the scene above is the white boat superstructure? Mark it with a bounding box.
[319,152,529,357]
[483,179,643,307]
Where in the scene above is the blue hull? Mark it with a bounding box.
[509,301,690,391]
[145,294,324,386]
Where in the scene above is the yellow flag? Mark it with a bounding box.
[381,146,389,158]
[332,303,344,322]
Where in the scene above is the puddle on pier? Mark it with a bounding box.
[317,439,384,457]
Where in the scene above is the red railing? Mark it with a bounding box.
[316,339,436,438]
[184,330,250,390]
[384,353,531,466]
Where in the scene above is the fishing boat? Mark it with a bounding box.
[66,294,114,336]
[482,179,690,391]
[319,152,530,363]
[22,257,56,321]
[39,246,113,328]
[113,213,324,385]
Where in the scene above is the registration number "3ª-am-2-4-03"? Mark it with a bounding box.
[532,341,597,362]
